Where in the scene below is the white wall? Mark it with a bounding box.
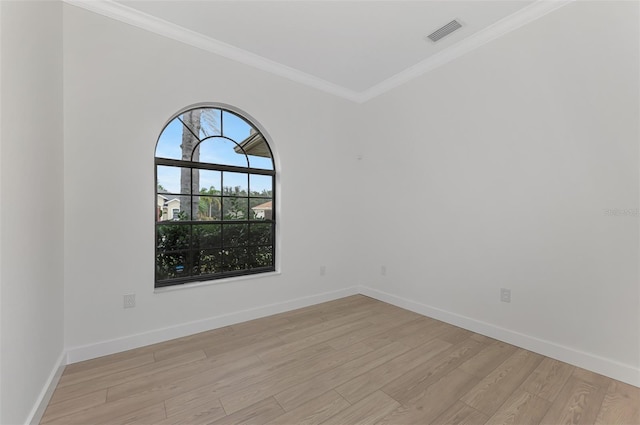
[63,5,360,355]
[0,1,65,424]
[358,1,639,383]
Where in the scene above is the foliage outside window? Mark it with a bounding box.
[155,106,275,287]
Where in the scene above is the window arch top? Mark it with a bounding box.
[155,107,274,171]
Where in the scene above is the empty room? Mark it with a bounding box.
[0,0,638,424]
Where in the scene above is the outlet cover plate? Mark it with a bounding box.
[500,288,511,303]
[123,293,136,308]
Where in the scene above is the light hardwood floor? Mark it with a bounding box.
[41,295,639,425]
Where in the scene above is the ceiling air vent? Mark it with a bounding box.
[427,20,462,42]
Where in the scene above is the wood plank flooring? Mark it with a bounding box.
[41,295,639,425]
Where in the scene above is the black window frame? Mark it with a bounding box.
[154,106,276,288]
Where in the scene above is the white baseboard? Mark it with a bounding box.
[27,351,66,425]
[359,285,640,387]
[66,286,360,364]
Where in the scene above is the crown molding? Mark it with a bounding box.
[358,0,575,102]
[63,0,573,104]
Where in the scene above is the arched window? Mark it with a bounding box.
[155,105,275,287]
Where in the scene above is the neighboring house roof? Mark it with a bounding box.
[159,196,181,207]
[234,130,271,158]
[251,200,272,211]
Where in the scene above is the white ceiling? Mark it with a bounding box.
[70,0,572,102]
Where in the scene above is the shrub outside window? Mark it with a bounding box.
[155,106,275,288]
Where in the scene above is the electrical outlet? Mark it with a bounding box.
[320,265,326,276]
[123,293,136,309]
[381,265,387,276]
[500,288,511,303]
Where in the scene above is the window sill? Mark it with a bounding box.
[154,270,282,294]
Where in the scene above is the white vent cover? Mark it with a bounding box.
[427,20,462,42]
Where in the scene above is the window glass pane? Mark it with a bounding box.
[198,137,248,167]
[222,172,248,196]
[198,170,221,195]
[223,111,273,169]
[193,224,221,249]
[176,111,203,162]
[156,224,191,250]
[223,197,248,221]
[179,108,222,146]
[157,195,192,221]
[155,167,196,220]
[222,247,249,272]
[157,165,191,195]
[249,174,272,197]
[179,110,200,141]
[248,246,273,268]
[196,196,222,221]
[222,223,248,247]
[198,108,222,138]
[249,199,272,220]
[196,249,222,276]
[248,154,274,170]
[224,112,273,169]
[249,223,272,245]
[222,111,253,141]
[176,196,195,221]
[156,251,191,280]
[237,134,272,170]
[155,118,183,160]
